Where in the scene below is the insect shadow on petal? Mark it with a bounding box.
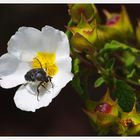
[24,58,54,101]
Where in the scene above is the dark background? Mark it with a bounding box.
[0,4,139,136]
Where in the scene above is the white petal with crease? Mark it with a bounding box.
[56,57,72,73]
[52,71,73,98]
[0,61,31,88]
[0,53,19,76]
[14,71,73,112]
[14,85,54,112]
[41,26,70,59]
[8,27,42,61]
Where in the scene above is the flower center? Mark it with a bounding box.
[122,119,134,128]
[32,52,58,77]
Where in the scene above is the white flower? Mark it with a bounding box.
[0,26,73,112]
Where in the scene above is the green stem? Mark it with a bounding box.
[65,18,90,101]
[126,79,140,87]
[86,53,106,74]
[65,18,73,40]
[76,53,93,68]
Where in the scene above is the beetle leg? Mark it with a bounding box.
[42,82,51,93]
[37,82,43,101]
[23,83,28,86]
[41,82,46,89]
[48,77,54,88]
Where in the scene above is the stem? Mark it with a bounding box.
[86,53,106,74]
[76,53,93,68]
[126,79,140,87]
[65,18,73,39]
[113,53,124,64]
[65,18,91,101]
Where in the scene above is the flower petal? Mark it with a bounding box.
[0,53,19,76]
[56,56,72,73]
[36,87,62,110]
[0,61,31,89]
[7,27,42,61]
[41,26,70,59]
[52,71,73,98]
[8,26,70,62]
[14,85,42,112]
[14,70,73,112]
[14,85,54,112]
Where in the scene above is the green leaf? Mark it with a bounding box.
[72,75,83,94]
[94,77,105,88]
[127,69,136,78]
[72,58,80,74]
[113,80,136,112]
[105,58,115,70]
[100,40,140,54]
[85,100,97,111]
[123,51,135,66]
[138,79,140,84]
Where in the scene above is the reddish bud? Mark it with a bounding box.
[106,15,120,26]
[95,103,112,113]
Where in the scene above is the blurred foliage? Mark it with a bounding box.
[66,4,140,136]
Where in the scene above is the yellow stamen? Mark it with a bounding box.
[32,52,58,77]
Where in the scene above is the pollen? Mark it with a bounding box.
[32,52,58,77]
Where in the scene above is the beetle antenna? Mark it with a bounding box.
[34,58,43,69]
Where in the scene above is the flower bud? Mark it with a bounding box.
[68,15,122,53]
[84,89,118,128]
[68,15,96,53]
[68,4,100,24]
[118,104,140,136]
[95,103,112,113]
[103,6,133,39]
[70,33,93,53]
